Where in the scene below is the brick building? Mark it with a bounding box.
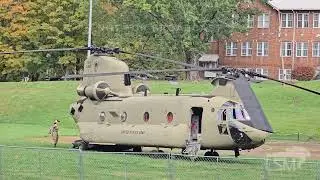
[209,0,320,80]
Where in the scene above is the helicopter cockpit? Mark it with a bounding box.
[217,101,267,150]
[218,101,251,122]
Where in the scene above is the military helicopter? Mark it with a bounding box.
[1,46,319,157]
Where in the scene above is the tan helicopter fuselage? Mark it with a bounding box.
[70,54,270,152]
[71,95,270,150]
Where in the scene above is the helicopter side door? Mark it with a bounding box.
[190,107,203,142]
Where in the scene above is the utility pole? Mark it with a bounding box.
[87,0,93,57]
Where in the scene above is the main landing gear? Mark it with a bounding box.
[204,149,219,157]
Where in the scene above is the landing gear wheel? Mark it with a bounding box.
[212,151,219,157]
[234,148,240,158]
[204,151,212,156]
[133,146,142,152]
[79,141,89,151]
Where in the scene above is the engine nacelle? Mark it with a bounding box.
[132,83,150,96]
[77,81,116,101]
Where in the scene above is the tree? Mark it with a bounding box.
[0,0,31,81]
[93,0,254,80]
[26,0,89,78]
[0,0,89,81]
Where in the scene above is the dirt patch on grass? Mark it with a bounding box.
[27,136,80,144]
[240,141,320,160]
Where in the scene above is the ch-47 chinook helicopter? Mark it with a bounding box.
[1,46,319,157]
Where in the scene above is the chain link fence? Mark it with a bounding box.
[0,145,319,180]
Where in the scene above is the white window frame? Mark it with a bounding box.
[296,42,308,57]
[257,42,269,56]
[312,42,320,57]
[258,13,270,28]
[313,13,320,28]
[241,42,252,56]
[279,69,292,81]
[297,13,309,28]
[281,41,292,57]
[281,13,293,28]
[255,68,269,80]
[226,42,237,56]
[247,15,254,28]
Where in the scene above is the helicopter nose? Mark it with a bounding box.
[228,121,271,149]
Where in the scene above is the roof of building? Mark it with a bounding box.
[268,0,320,10]
[198,54,219,62]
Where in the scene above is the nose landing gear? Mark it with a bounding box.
[234,148,240,157]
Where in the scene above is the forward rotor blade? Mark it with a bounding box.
[62,67,222,79]
[0,47,89,55]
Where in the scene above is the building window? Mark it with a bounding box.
[241,42,252,56]
[312,42,320,57]
[281,41,292,57]
[258,13,269,28]
[226,42,237,56]
[257,42,269,56]
[296,42,308,57]
[297,13,309,28]
[247,15,254,28]
[255,68,269,80]
[281,13,293,28]
[279,69,292,81]
[313,13,320,28]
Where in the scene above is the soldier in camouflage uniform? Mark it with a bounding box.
[49,120,60,147]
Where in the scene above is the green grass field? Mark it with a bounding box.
[0,146,319,180]
[0,80,320,180]
[0,80,319,147]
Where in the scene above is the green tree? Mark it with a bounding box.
[26,0,89,79]
[0,0,30,81]
[0,0,89,81]
[93,0,255,79]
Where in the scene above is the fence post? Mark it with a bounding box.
[317,161,320,180]
[167,153,175,180]
[124,153,127,180]
[0,145,3,180]
[38,149,42,179]
[263,157,269,180]
[79,149,84,180]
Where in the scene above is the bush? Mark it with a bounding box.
[292,66,315,81]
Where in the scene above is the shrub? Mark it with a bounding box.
[292,66,315,81]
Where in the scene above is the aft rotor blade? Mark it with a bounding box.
[0,47,89,55]
[62,67,222,78]
[122,51,199,69]
[250,73,320,96]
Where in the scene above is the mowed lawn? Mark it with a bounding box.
[1,146,319,180]
[0,80,319,147]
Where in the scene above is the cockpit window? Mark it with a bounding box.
[218,101,250,121]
